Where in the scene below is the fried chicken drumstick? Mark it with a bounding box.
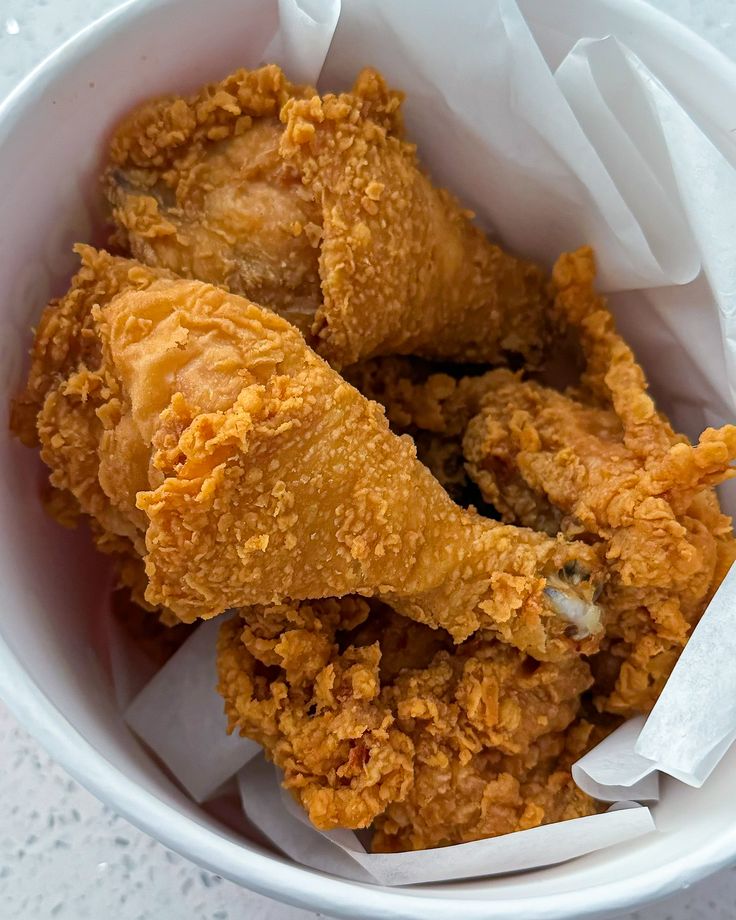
[106,65,549,368]
[217,597,598,848]
[12,247,602,658]
[106,65,322,336]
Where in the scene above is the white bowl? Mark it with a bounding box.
[1,1,736,917]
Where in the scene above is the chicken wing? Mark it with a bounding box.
[463,247,736,713]
[12,246,602,658]
[106,66,550,368]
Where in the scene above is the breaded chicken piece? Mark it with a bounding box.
[106,65,322,335]
[373,718,599,852]
[13,247,603,659]
[463,248,736,714]
[345,357,506,507]
[216,599,597,845]
[344,356,503,438]
[106,66,550,369]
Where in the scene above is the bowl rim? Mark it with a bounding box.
[1,0,736,917]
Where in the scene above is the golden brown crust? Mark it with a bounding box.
[106,65,321,330]
[108,64,312,171]
[11,246,172,556]
[217,598,414,830]
[217,599,597,844]
[373,718,600,852]
[463,248,736,714]
[281,70,550,368]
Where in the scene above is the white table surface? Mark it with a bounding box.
[1,1,735,918]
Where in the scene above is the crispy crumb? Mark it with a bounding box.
[216,598,599,846]
[463,248,736,714]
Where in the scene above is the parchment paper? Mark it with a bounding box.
[125,617,259,803]
[105,610,160,711]
[573,718,660,803]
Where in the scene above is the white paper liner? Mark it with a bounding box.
[237,755,654,886]
[632,61,736,407]
[573,718,659,803]
[634,563,736,786]
[555,37,698,285]
[262,0,340,86]
[104,609,160,711]
[102,0,736,885]
[124,617,260,803]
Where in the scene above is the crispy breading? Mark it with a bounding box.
[344,356,505,437]
[463,248,736,714]
[106,65,321,335]
[217,598,412,831]
[217,599,598,846]
[373,718,599,852]
[280,71,549,368]
[13,247,603,658]
[107,66,551,368]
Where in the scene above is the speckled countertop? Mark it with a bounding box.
[1,2,736,918]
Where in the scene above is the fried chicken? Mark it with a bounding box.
[216,598,598,847]
[106,66,550,368]
[344,356,501,438]
[12,246,603,658]
[462,247,736,714]
[345,357,505,507]
[106,65,321,336]
[347,253,736,715]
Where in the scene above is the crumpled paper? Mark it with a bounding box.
[573,718,660,803]
[115,0,736,886]
[124,617,260,803]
